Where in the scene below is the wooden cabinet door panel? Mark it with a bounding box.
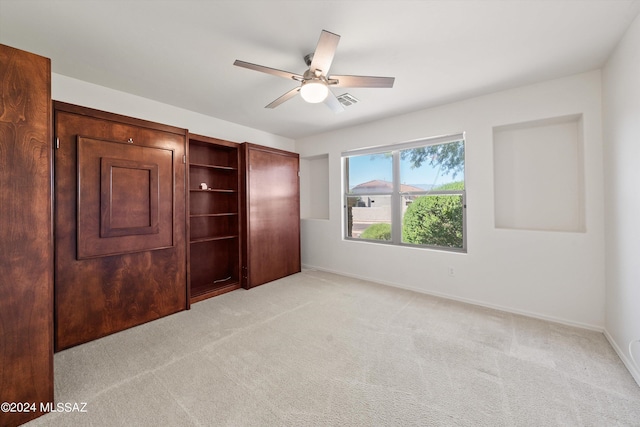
[242,144,300,288]
[0,43,53,427]
[77,136,173,258]
[54,103,187,351]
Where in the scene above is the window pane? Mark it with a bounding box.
[342,136,466,252]
[399,140,465,191]
[402,194,464,249]
[346,153,393,194]
[346,195,391,241]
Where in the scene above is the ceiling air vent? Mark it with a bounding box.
[337,93,359,107]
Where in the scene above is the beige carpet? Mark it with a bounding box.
[27,269,640,426]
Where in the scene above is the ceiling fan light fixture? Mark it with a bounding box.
[300,79,329,103]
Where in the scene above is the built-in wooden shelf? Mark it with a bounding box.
[190,235,238,243]
[190,162,238,171]
[190,188,236,193]
[190,213,238,217]
[190,280,241,303]
[187,135,241,305]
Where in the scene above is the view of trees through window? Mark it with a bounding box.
[344,137,465,251]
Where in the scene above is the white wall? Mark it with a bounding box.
[300,155,330,220]
[296,71,605,330]
[602,14,640,385]
[493,115,585,232]
[52,73,294,151]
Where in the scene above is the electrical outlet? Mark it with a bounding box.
[448,267,455,277]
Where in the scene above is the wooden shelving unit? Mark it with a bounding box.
[187,135,241,304]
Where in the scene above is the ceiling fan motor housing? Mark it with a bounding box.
[304,53,314,67]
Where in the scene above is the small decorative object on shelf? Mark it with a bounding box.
[199,182,208,190]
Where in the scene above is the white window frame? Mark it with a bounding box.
[342,133,466,252]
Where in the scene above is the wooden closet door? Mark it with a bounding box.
[0,44,53,427]
[54,103,187,351]
[242,143,300,288]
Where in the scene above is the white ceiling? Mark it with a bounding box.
[1,0,639,140]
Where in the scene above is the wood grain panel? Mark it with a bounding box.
[0,44,53,427]
[100,157,158,236]
[54,103,187,351]
[76,137,172,258]
[241,143,300,288]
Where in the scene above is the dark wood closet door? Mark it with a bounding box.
[242,143,300,288]
[0,44,53,427]
[54,103,187,351]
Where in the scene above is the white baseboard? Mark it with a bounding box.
[301,264,603,332]
[603,329,640,387]
[302,264,640,387]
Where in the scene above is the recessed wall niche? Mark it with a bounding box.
[493,114,585,232]
[300,154,329,220]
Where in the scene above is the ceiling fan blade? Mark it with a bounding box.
[233,60,302,81]
[265,87,301,109]
[309,30,340,75]
[328,75,395,88]
[324,91,345,114]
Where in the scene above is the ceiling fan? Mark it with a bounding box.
[233,30,395,113]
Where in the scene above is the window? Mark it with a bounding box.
[343,134,466,251]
